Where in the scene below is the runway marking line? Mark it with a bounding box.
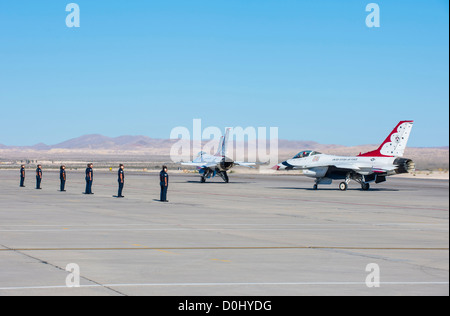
[0,246,447,251]
[130,244,177,255]
[0,223,447,233]
[0,281,448,291]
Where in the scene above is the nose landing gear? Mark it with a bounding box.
[339,182,348,191]
[339,173,371,191]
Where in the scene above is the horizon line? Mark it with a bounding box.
[0,133,449,149]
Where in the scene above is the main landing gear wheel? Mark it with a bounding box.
[339,182,348,191]
[313,184,318,190]
[361,182,370,191]
[200,177,206,183]
[219,171,229,183]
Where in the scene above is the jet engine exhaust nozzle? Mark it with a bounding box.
[394,158,415,174]
[219,159,234,171]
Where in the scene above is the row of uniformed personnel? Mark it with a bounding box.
[19,164,170,202]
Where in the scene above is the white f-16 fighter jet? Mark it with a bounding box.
[275,121,415,191]
[182,128,256,183]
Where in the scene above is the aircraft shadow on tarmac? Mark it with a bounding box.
[271,187,400,192]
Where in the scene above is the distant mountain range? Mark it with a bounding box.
[0,134,331,152]
[0,135,178,151]
[1,134,448,151]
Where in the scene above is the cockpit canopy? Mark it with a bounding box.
[293,150,321,159]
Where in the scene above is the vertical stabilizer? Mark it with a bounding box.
[214,136,224,157]
[222,128,230,157]
[214,128,231,157]
[358,121,414,157]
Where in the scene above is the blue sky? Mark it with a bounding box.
[0,0,448,147]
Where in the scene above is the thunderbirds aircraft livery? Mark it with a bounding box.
[275,121,415,191]
[182,128,256,183]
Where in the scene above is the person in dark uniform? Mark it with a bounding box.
[89,163,94,194]
[117,164,125,198]
[160,166,169,202]
[60,165,67,192]
[20,165,26,187]
[84,163,94,194]
[36,165,42,189]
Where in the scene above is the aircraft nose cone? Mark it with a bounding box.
[272,165,281,171]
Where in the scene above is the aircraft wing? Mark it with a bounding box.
[279,159,394,175]
[234,162,257,168]
[181,162,218,169]
[331,163,363,171]
[331,163,396,175]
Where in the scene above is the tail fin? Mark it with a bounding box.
[214,128,231,157]
[214,136,225,157]
[358,121,414,157]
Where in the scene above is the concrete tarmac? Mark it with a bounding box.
[0,169,448,296]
